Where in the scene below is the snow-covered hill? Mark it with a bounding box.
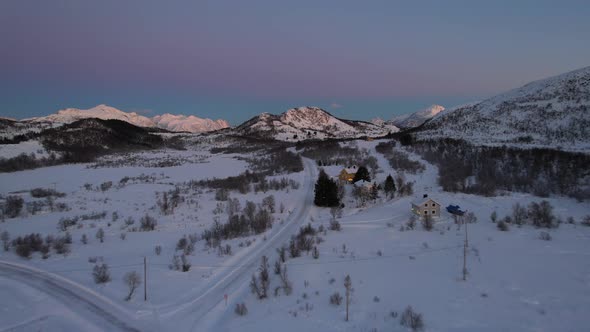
[390,104,445,128]
[417,66,590,151]
[23,105,230,133]
[235,106,399,141]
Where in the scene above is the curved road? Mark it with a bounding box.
[0,261,144,331]
[160,157,317,330]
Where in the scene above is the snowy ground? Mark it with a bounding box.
[0,139,589,331]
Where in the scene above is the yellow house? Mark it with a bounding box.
[338,166,357,183]
[411,196,441,218]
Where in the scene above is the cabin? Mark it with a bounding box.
[411,195,441,218]
[338,165,358,183]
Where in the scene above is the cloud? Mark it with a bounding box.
[330,102,343,109]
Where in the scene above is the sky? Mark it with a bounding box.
[1,0,589,125]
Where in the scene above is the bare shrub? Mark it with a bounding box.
[1,231,10,251]
[497,220,509,231]
[3,196,24,218]
[400,306,424,332]
[312,246,320,259]
[123,271,142,301]
[235,302,248,316]
[421,214,433,231]
[53,236,71,255]
[539,231,552,241]
[93,264,111,284]
[406,215,417,230]
[329,219,341,231]
[154,245,162,255]
[274,265,293,296]
[250,255,270,299]
[330,292,343,306]
[81,234,88,244]
[140,214,157,231]
[528,201,556,228]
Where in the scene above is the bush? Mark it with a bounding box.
[1,231,10,251]
[140,214,157,231]
[528,201,556,228]
[400,306,424,332]
[312,246,320,259]
[155,245,162,255]
[3,196,24,218]
[582,215,590,227]
[53,236,71,255]
[93,264,111,284]
[15,243,32,259]
[539,231,552,241]
[497,220,509,231]
[329,219,341,231]
[235,302,248,316]
[30,188,65,198]
[96,228,105,243]
[421,215,433,231]
[330,292,343,306]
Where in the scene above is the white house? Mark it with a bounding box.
[411,196,441,218]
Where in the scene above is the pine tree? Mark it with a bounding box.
[314,170,340,207]
[383,174,396,199]
[352,166,370,183]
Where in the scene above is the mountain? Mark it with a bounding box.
[24,105,230,133]
[390,104,445,129]
[152,114,229,133]
[235,106,398,141]
[27,104,156,128]
[416,66,590,151]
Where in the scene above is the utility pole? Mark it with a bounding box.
[463,217,468,281]
[144,256,147,301]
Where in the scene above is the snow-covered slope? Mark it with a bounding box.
[390,104,445,128]
[152,114,229,133]
[27,104,156,128]
[235,106,399,141]
[23,105,230,133]
[417,66,590,151]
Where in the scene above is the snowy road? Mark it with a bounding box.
[160,158,317,331]
[0,261,145,332]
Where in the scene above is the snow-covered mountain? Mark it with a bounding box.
[23,105,230,133]
[417,66,590,151]
[389,104,445,129]
[152,114,229,133]
[27,104,156,128]
[236,106,398,141]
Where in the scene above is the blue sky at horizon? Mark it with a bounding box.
[1,0,589,124]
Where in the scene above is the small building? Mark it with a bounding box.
[338,165,358,183]
[411,195,441,218]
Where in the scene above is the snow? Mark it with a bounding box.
[22,104,230,133]
[391,104,446,128]
[0,139,589,331]
[0,140,49,159]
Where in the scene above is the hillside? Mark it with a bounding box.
[416,67,590,151]
[390,104,445,128]
[235,106,398,141]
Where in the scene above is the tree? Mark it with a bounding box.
[314,169,340,207]
[96,228,105,243]
[344,275,352,321]
[250,255,270,299]
[352,166,370,183]
[383,174,396,199]
[123,271,142,301]
[1,231,10,251]
[369,182,379,201]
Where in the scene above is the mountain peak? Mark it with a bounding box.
[390,104,446,128]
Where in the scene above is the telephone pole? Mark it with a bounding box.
[462,216,468,281]
[144,256,147,301]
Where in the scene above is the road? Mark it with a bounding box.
[159,157,317,331]
[0,261,144,332]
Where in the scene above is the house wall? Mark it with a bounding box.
[411,200,441,217]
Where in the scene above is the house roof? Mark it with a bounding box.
[411,197,440,206]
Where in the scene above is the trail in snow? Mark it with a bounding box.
[0,261,145,332]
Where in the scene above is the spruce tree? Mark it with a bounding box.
[352,166,370,183]
[384,174,396,199]
[314,170,340,207]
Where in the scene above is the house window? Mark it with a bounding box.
[432,203,436,207]
[424,211,428,215]
[432,210,436,214]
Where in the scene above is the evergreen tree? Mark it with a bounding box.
[383,174,396,199]
[352,166,370,183]
[314,169,340,207]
